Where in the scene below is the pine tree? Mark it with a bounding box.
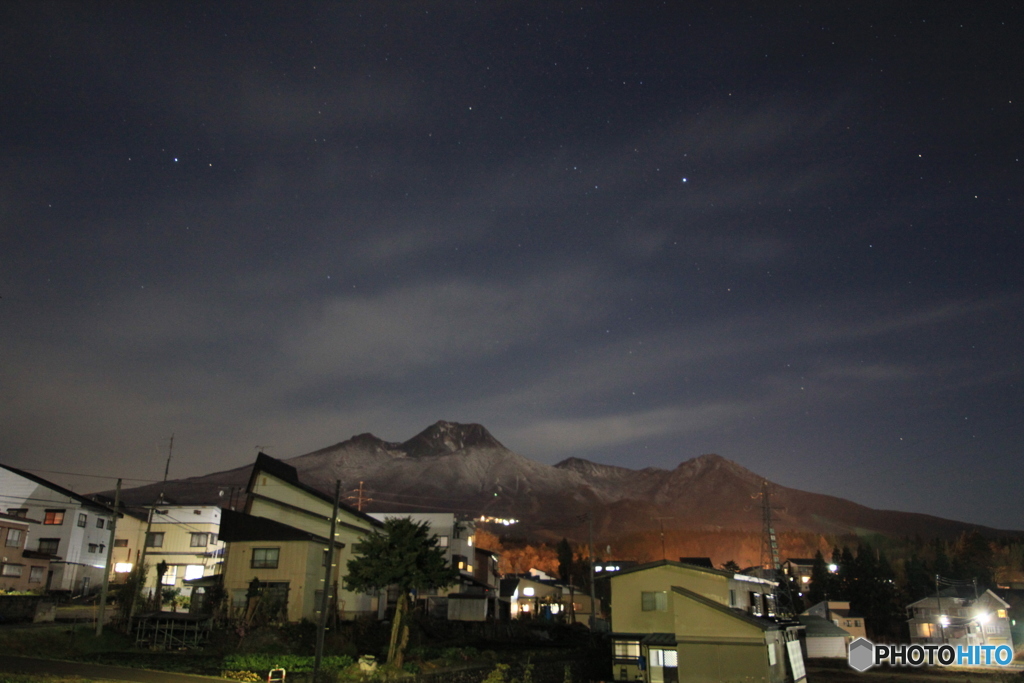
[346,517,459,667]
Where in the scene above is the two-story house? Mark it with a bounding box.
[0,463,116,593]
[134,505,225,603]
[219,453,384,622]
[0,512,51,591]
[607,560,805,683]
[907,587,1013,650]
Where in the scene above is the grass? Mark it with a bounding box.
[0,676,117,683]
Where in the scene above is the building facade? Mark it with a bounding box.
[0,463,115,593]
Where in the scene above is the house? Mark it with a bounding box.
[0,512,51,592]
[133,505,225,603]
[219,508,354,623]
[781,558,817,593]
[368,511,501,620]
[907,587,1013,649]
[608,560,805,683]
[501,574,565,619]
[797,614,851,658]
[0,463,116,593]
[802,600,866,639]
[109,509,147,581]
[219,453,384,622]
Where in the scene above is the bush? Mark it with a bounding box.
[222,653,355,675]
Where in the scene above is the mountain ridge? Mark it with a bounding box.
[101,421,1021,556]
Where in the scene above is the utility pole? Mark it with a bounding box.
[588,513,596,629]
[131,435,174,618]
[347,481,372,511]
[314,481,342,682]
[96,478,121,637]
[654,517,674,561]
[937,574,945,643]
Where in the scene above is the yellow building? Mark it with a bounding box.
[110,505,225,604]
[219,453,384,622]
[609,560,805,683]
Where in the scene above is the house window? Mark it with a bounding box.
[650,649,677,667]
[211,533,218,545]
[88,543,99,553]
[114,538,128,547]
[77,513,88,527]
[997,609,1007,619]
[161,565,178,585]
[7,508,28,518]
[1,564,23,578]
[641,591,668,611]
[4,528,22,547]
[437,535,449,547]
[768,644,778,666]
[613,640,641,659]
[96,518,105,529]
[184,565,205,581]
[44,510,65,525]
[729,589,737,607]
[251,547,280,569]
[29,566,44,584]
[37,538,60,554]
[145,532,164,548]
[190,533,209,547]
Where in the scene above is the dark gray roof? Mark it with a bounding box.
[609,559,733,580]
[798,615,851,638]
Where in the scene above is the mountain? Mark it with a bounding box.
[105,421,1017,558]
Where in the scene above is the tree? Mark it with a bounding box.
[722,560,741,572]
[556,538,576,623]
[808,551,830,604]
[346,517,458,667]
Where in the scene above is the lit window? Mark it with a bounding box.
[44,510,65,525]
[114,563,133,573]
[998,610,1007,619]
[437,536,449,548]
[184,565,205,580]
[613,640,641,658]
[467,564,473,573]
[251,547,280,569]
[523,587,535,597]
[161,565,177,585]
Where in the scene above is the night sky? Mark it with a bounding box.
[2,3,1021,530]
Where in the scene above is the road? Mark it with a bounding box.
[0,655,226,682]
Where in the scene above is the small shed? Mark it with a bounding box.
[797,614,851,659]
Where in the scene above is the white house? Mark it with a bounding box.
[0,463,116,593]
[907,587,1013,649]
